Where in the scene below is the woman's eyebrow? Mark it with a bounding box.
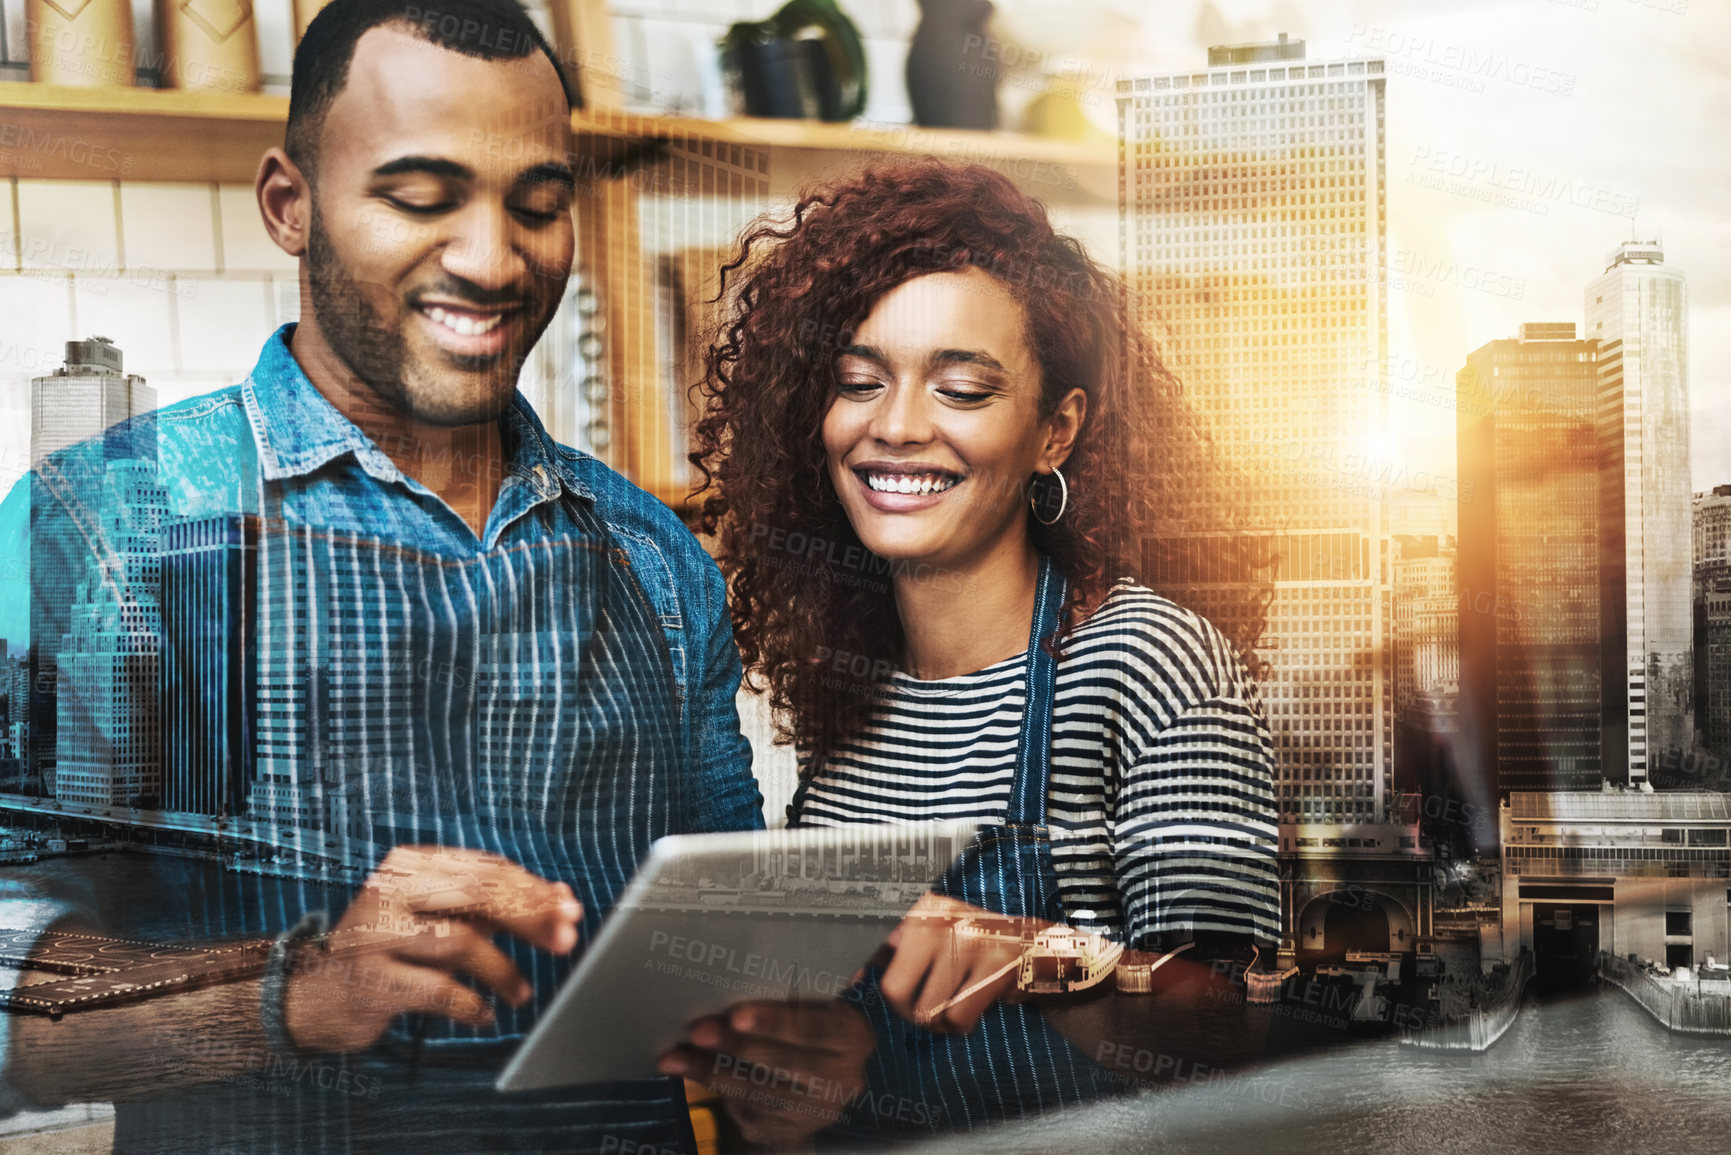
[836,345,1008,373]
[931,349,1007,372]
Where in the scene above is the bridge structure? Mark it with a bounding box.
[1277,820,1436,968]
[0,794,376,881]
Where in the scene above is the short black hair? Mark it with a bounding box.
[286,0,573,173]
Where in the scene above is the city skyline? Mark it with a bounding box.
[1063,0,1730,497]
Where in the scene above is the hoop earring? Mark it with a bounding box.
[1030,468,1068,526]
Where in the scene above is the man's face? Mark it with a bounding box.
[304,25,575,425]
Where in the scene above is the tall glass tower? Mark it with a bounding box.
[1586,242,1692,785]
[29,338,156,794]
[1456,323,1603,797]
[1117,36,1392,824]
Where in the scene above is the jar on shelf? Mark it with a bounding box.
[157,0,262,93]
[26,0,135,87]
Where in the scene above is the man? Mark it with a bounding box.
[0,1,765,1149]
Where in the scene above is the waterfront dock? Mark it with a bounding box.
[0,929,272,1018]
[1597,952,1731,1034]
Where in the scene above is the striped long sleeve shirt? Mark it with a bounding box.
[794,583,1281,947]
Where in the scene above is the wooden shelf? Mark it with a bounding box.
[0,84,1115,182]
[0,85,288,183]
[572,108,1116,170]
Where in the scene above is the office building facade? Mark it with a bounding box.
[51,459,167,807]
[1587,242,1693,783]
[1457,323,1601,796]
[160,514,258,817]
[28,338,156,794]
[1118,36,1392,823]
[1696,486,1731,761]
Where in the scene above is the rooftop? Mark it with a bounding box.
[1510,792,1731,823]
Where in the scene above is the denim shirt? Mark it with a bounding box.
[0,326,762,1143]
[179,325,761,836]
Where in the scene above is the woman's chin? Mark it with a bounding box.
[849,533,950,573]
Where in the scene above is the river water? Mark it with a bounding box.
[933,987,1731,1154]
[3,853,1730,1153]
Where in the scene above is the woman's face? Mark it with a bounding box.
[821,268,1079,576]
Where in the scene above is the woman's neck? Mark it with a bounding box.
[894,536,1041,681]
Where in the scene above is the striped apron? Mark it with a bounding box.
[801,556,1128,1141]
[113,492,698,1154]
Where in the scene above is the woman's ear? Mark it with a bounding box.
[1041,387,1089,472]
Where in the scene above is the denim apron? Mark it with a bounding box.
[113,491,697,1154]
[796,556,1124,1141]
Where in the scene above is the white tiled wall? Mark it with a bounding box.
[0,176,297,486]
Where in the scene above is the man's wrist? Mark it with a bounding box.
[260,911,331,1061]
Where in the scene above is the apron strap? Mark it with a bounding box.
[789,554,1067,829]
[1008,554,1066,827]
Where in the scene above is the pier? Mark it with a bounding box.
[0,929,272,1018]
[1597,952,1731,1035]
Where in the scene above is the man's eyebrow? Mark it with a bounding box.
[517,162,576,191]
[371,156,474,181]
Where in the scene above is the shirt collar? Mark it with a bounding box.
[239,324,594,503]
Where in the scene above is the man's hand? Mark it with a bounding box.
[658,1000,875,1149]
[877,892,1045,1035]
[284,845,582,1054]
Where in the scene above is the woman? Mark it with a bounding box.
[664,159,1281,1145]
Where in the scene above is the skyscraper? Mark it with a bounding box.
[1694,486,1731,762]
[1393,536,1458,720]
[29,338,157,794]
[28,336,154,467]
[52,459,167,807]
[1586,242,1692,785]
[160,514,257,817]
[1457,322,1601,796]
[1118,36,1392,823]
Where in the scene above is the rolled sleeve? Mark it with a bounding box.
[684,559,764,835]
[1114,695,1281,950]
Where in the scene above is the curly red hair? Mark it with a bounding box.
[692,159,1268,764]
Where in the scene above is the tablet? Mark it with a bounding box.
[497,821,978,1092]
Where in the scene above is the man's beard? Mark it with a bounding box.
[304,202,528,426]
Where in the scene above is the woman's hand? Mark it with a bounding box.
[876,892,1048,1034]
[658,999,876,1149]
